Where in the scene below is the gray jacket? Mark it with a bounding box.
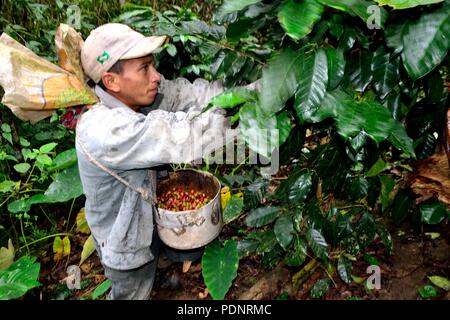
[75,76,227,270]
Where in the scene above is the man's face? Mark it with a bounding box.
[106,55,161,110]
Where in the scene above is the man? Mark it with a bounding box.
[76,23,232,300]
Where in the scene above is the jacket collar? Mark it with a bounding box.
[94,85,133,111]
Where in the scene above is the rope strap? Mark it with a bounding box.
[76,130,154,205]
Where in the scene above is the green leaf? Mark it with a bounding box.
[239,103,280,158]
[243,178,268,209]
[223,195,244,224]
[295,49,328,122]
[226,17,267,42]
[345,176,369,201]
[278,0,324,41]
[1,124,11,133]
[255,230,279,255]
[306,228,329,260]
[308,93,415,157]
[39,142,58,154]
[274,215,294,249]
[384,91,402,121]
[165,44,177,57]
[13,163,31,174]
[2,132,12,145]
[302,89,348,123]
[356,213,376,248]
[0,180,16,193]
[427,275,450,291]
[385,22,408,54]
[401,6,450,80]
[276,112,292,147]
[425,69,445,103]
[244,206,281,227]
[418,285,437,299]
[311,278,330,299]
[237,239,259,258]
[285,236,307,267]
[371,50,399,99]
[8,194,48,213]
[275,168,312,203]
[337,255,353,284]
[92,279,112,300]
[208,89,253,110]
[341,236,361,256]
[287,171,313,204]
[202,239,239,300]
[46,149,77,173]
[351,274,366,284]
[345,50,373,92]
[366,157,389,177]
[319,0,388,28]
[420,202,448,224]
[327,14,344,39]
[376,223,393,255]
[363,253,380,266]
[259,48,304,113]
[44,164,84,203]
[22,148,37,161]
[324,47,346,90]
[375,0,444,10]
[36,154,53,166]
[379,175,396,211]
[80,235,95,266]
[391,191,412,225]
[114,9,151,23]
[8,166,83,213]
[217,0,263,15]
[261,243,283,269]
[214,52,247,84]
[19,137,30,147]
[337,100,384,142]
[0,256,41,300]
[339,28,357,51]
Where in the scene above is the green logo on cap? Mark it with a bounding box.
[97,51,111,64]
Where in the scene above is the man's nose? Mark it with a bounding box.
[151,67,161,83]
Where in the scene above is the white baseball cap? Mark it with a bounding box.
[81,23,167,83]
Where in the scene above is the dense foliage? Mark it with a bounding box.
[0,0,448,300]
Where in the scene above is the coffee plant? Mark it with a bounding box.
[0,0,449,300]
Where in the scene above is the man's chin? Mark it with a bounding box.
[139,96,156,107]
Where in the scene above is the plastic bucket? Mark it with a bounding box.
[154,169,222,250]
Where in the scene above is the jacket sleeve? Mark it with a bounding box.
[77,105,235,171]
[154,75,226,113]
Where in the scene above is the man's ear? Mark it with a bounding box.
[101,72,120,92]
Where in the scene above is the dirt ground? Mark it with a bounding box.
[37,218,449,300]
[149,220,450,301]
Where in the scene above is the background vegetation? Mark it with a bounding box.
[0,0,448,300]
